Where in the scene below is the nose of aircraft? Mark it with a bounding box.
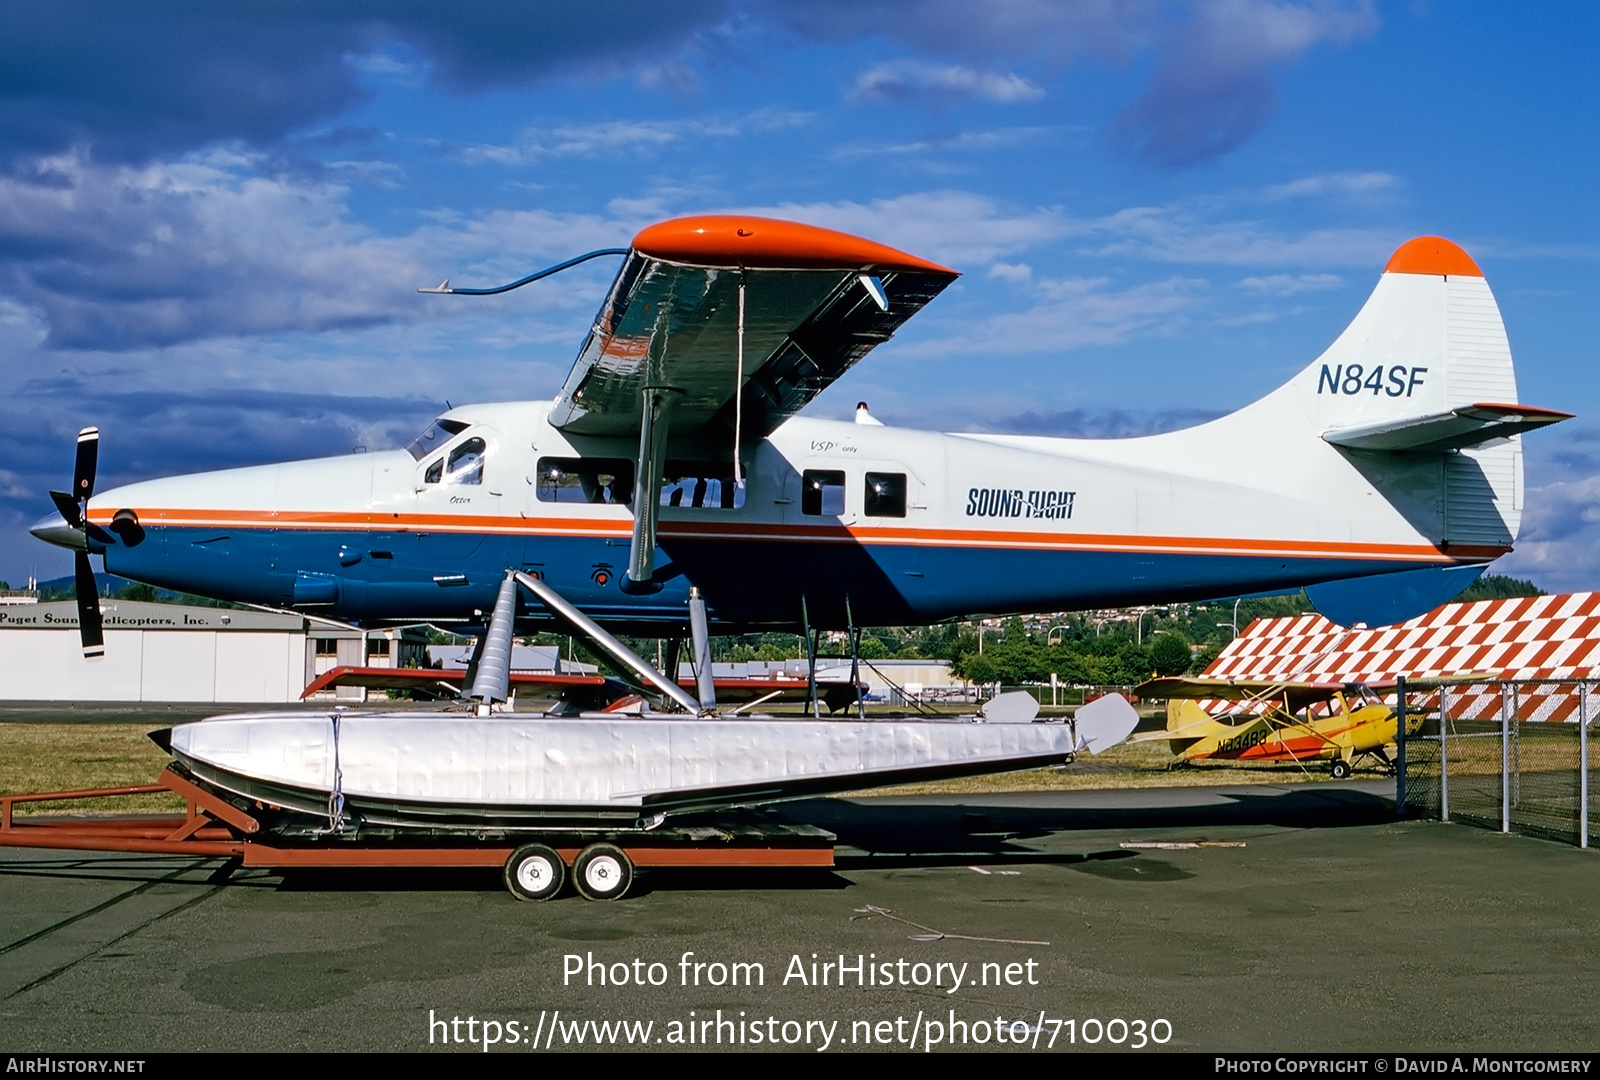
[30,510,86,551]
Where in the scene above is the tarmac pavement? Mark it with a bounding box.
[2,780,1596,1053]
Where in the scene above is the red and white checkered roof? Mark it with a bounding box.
[1206,592,1600,722]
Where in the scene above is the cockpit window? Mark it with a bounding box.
[421,436,486,486]
[444,438,485,485]
[405,418,469,461]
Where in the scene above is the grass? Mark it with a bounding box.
[0,723,186,815]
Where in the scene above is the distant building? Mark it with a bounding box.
[0,600,425,703]
[671,657,957,704]
[427,644,596,676]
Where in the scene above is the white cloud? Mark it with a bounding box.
[1495,471,1600,594]
[1265,171,1397,200]
[0,148,648,352]
[739,191,1073,267]
[830,125,1062,160]
[853,60,1045,104]
[456,110,811,166]
[903,274,1208,358]
[1082,205,1395,267]
[988,262,1033,285]
[1237,272,1343,295]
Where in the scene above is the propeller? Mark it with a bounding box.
[49,427,106,658]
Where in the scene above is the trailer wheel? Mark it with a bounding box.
[573,843,633,901]
[1330,759,1352,780]
[505,844,566,902]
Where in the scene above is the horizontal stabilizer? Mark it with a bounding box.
[1323,402,1571,453]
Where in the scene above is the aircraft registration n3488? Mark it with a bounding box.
[33,215,1572,653]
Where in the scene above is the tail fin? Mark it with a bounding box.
[1165,698,1218,756]
[1291,237,1516,434]
[1240,237,1568,625]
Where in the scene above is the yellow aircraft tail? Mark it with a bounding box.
[1166,698,1218,756]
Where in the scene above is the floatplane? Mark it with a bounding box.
[28,216,1568,878]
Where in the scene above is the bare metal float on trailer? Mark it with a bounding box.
[0,699,1135,902]
[1,571,1139,901]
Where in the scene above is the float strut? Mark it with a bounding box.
[469,574,518,713]
[802,595,820,719]
[688,587,716,711]
[512,571,704,714]
[846,595,865,720]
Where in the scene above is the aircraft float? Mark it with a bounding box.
[22,215,1570,896]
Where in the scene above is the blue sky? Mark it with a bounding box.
[2,2,1596,592]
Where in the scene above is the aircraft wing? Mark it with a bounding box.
[547,216,959,444]
[1135,676,1366,713]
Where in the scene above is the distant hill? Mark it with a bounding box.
[1452,574,1545,603]
[33,573,244,608]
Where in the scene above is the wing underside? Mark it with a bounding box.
[547,216,959,448]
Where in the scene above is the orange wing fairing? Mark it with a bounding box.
[631,215,957,274]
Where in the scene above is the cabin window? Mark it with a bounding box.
[864,472,907,517]
[405,418,469,460]
[536,457,634,505]
[801,470,846,516]
[660,463,745,509]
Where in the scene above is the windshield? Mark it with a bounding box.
[405,418,469,460]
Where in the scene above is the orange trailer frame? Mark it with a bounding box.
[0,766,835,897]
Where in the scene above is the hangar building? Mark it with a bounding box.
[0,599,426,703]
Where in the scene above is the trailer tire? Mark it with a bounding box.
[573,843,633,901]
[505,844,566,901]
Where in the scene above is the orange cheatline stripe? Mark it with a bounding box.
[86,505,1506,563]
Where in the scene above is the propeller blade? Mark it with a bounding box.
[74,427,99,502]
[75,550,104,658]
[49,489,82,529]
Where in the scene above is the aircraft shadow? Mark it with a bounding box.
[0,786,1394,897]
[770,785,1397,856]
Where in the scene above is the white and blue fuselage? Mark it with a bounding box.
[46,235,1547,634]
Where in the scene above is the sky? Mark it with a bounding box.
[1,1,1596,593]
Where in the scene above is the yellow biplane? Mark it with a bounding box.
[1130,676,1425,778]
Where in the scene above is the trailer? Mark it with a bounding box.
[0,764,835,902]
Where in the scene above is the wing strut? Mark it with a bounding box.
[733,279,745,485]
[623,386,679,592]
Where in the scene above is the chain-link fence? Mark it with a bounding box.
[1401,679,1595,847]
